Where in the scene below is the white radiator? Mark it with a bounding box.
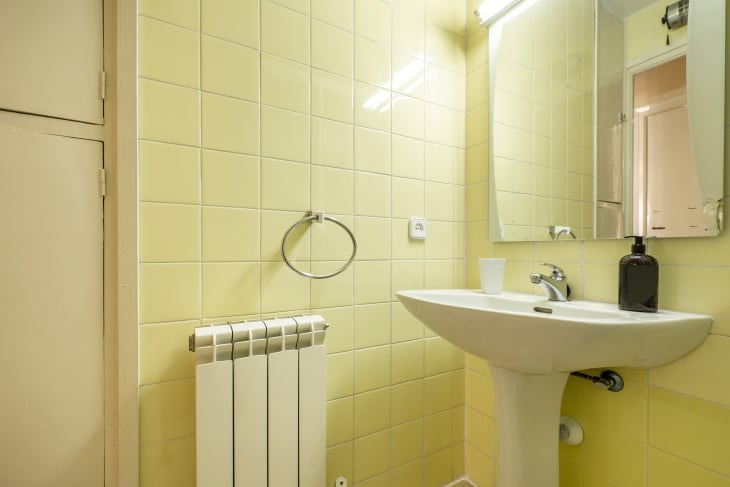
[190,315,327,487]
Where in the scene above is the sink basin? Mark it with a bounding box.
[396,289,712,487]
[396,289,711,374]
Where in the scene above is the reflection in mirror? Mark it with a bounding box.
[487,0,726,242]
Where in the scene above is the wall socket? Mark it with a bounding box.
[409,217,427,239]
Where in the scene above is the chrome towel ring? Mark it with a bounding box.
[281,211,357,279]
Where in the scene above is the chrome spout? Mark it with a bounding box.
[530,263,570,302]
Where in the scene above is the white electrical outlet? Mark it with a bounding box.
[409,217,427,239]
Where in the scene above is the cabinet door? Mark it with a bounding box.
[0,127,104,487]
[0,0,104,124]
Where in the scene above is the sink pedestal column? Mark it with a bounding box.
[489,366,570,487]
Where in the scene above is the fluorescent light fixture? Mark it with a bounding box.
[474,0,522,26]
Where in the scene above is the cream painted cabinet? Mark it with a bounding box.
[0,127,104,487]
[0,0,104,124]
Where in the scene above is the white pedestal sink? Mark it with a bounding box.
[396,289,712,487]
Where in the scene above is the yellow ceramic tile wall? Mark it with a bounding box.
[138,0,468,485]
[140,141,200,204]
[201,0,258,48]
[139,0,199,30]
[139,16,199,89]
[200,150,259,208]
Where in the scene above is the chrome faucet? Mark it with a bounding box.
[530,263,570,302]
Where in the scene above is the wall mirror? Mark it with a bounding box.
[487,0,726,242]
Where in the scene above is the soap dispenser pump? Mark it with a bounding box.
[619,236,658,312]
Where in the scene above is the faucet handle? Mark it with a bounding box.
[540,262,565,280]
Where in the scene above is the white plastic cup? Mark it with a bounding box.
[479,258,506,294]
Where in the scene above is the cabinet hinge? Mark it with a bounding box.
[99,168,106,198]
[100,71,107,100]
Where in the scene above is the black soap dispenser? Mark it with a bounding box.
[618,236,658,312]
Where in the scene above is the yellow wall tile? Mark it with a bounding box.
[465,369,495,418]
[393,0,425,55]
[649,387,730,477]
[312,0,354,31]
[139,321,197,385]
[140,0,199,30]
[140,379,195,445]
[327,396,354,446]
[583,422,647,486]
[354,127,391,174]
[424,259,454,288]
[355,36,391,88]
[425,336,462,376]
[327,352,354,400]
[140,436,195,487]
[311,166,353,214]
[392,338,425,385]
[424,447,453,487]
[312,20,354,78]
[424,410,453,454]
[261,54,310,113]
[202,207,259,262]
[392,134,425,179]
[580,378,647,442]
[355,217,392,260]
[424,373,453,415]
[201,36,259,102]
[354,260,392,304]
[354,388,391,437]
[140,203,200,262]
[261,106,310,162]
[354,430,391,482]
[392,302,425,343]
[261,261,310,313]
[354,303,391,349]
[139,79,200,147]
[261,210,310,262]
[391,420,424,467]
[392,95,425,139]
[354,172,391,217]
[391,380,424,425]
[202,93,259,154]
[312,69,354,123]
[269,0,309,15]
[355,81,392,131]
[353,345,391,393]
[140,264,201,323]
[201,150,258,208]
[308,214,354,259]
[318,306,354,354]
[261,158,310,211]
[393,52,425,98]
[201,262,259,318]
[392,177,424,218]
[140,142,200,204]
[312,118,354,169]
[201,0,258,48]
[465,443,494,487]
[466,406,495,457]
[312,265,354,308]
[139,16,199,89]
[391,460,424,487]
[327,442,354,487]
[650,335,730,407]
[648,447,730,487]
[392,260,425,300]
[355,0,392,46]
[425,143,457,184]
[261,0,310,63]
